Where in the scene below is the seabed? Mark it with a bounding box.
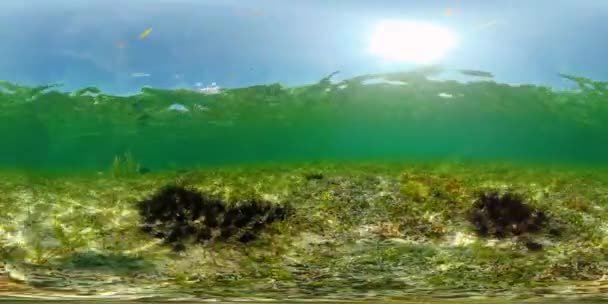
[1,161,608,303]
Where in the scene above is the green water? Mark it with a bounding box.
[1,69,607,173]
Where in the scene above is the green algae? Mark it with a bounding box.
[1,70,608,171]
[111,151,141,179]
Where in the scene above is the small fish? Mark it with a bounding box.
[458,69,494,78]
[235,7,264,17]
[139,28,152,39]
[475,19,502,31]
[131,73,151,78]
[195,105,210,112]
[116,40,126,49]
[139,167,151,174]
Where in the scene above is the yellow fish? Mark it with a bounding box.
[139,28,152,39]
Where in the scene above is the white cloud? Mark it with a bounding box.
[362,78,407,86]
[168,103,189,112]
[131,73,151,78]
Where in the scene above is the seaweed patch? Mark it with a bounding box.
[468,190,547,238]
[136,185,290,251]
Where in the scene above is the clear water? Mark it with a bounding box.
[1,1,608,302]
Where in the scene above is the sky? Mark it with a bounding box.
[0,0,607,94]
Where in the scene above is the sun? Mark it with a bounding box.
[368,19,458,64]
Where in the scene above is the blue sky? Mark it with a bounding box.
[1,0,607,94]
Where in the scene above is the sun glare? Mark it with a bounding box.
[369,19,457,64]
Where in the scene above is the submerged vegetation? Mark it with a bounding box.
[0,68,608,171]
[1,162,608,300]
[111,151,141,178]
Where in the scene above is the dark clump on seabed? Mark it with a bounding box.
[136,185,290,251]
[138,167,151,175]
[468,191,547,239]
[303,172,324,181]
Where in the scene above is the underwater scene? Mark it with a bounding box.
[2,0,608,303]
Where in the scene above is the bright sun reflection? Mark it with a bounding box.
[369,19,458,64]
